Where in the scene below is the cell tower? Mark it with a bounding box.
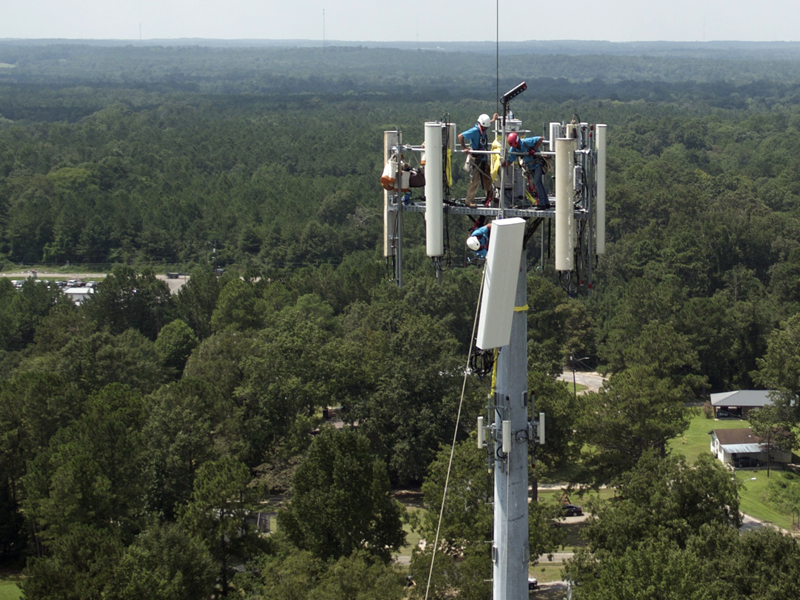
[381,83,607,600]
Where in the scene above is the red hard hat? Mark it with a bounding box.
[507,132,519,147]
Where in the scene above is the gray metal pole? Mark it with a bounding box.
[493,246,529,600]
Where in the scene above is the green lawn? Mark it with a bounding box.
[563,382,588,395]
[670,411,796,531]
[670,410,751,463]
[735,470,794,531]
[530,561,566,583]
[0,577,22,600]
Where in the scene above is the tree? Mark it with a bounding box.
[0,277,71,352]
[179,455,265,596]
[155,318,199,377]
[415,437,493,555]
[107,521,216,600]
[210,278,268,333]
[754,313,800,414]
[173,265,224,340]
[576,367,690,486]
[527,372,582,479]
[565,452,745,599]
[579,451,740,558]
[0,372,85,553]
[768,472,800,529]
[182,329,256,401]
[26,329,169,395]
[143,379,224,520]
[278,428,405,563]
[22,524,124,600]
[749,404,797,477]
[83,266,173,340]
[235,544,406,600]
[339,302,474,485]
[22,384,148,543]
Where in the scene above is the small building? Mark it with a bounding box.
[64,286,94,305]
[710,390,775,419]
[710,428,791,469]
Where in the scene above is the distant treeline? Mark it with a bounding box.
[4,43,800,96]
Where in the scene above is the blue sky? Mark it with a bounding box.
[2,0,798,42]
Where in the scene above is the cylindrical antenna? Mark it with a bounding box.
[383,131,399,258]
[555,137,577,271]
[596,124,607,254]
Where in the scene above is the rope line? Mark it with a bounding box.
[424,265,487,600]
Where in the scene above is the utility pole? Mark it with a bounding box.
[492,246,530,600]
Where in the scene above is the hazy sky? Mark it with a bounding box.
[2,0,799,43]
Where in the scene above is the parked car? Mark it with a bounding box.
[528,577,538,590]
[735,456,764,468]
[562,504,583,517]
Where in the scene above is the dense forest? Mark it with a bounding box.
[3,41,800,599]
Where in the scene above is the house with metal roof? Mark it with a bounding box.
[710,390,775,419]
[63,286,94,306]
[710,428,791,469]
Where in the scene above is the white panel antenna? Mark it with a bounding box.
[424,122,444,257]
[476,217,526,350]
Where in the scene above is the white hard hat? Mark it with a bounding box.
[478,114,491,129]
[467,236,480,251]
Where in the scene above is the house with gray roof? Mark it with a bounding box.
[710,428,791,469]
[710,390,775,419]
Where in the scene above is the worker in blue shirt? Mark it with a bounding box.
[459,112,498,207]
[507,132,551,209]
[466,222,492,258]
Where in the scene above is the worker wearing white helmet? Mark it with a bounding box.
[466,222,492,259]
[458,112,498,207]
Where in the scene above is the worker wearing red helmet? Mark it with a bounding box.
[507,132,551,209]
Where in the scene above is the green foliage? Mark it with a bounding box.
[0,278,70,353]
[19,328,169,395]
[528,372,582,474]
[568,524,800,600]
[23,384,148,542]
[565,452,749,599]
[411,438,562,600]
[236,543,406,600]
[9,40,800,598]
[107,521,216,600]
[577,368,690,486]
[339,290,476,485]
[416,438,493,553]
[582,451,740,556]
[155,319,198,377]
[748,405,798,476]
[279,428,405,562]
[179,455,266,595]
[142,379,224,520]
[22,524,124,600]
[173,265,224,340]
[767,472,800,529]
[83,266,173,340]
[754,313,800,403]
